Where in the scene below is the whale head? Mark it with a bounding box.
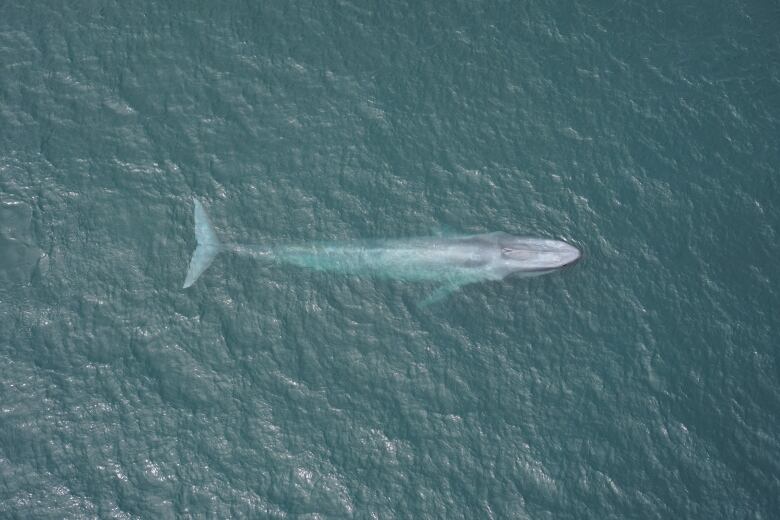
[497,236,581,275]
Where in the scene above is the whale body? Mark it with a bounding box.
[183,199,581,304]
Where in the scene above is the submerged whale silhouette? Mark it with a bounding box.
[183,198,581,304]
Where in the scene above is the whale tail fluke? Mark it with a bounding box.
[183,198,222,288]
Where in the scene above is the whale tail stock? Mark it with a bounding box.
[183,198,222,288]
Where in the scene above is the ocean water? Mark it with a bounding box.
[1,1,779,518]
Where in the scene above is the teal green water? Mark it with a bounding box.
[1,1,779,518]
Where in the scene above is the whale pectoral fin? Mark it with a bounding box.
[419,282,464,308]
[430,225,456,237]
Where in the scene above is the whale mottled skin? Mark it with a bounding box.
[183,198,581,304]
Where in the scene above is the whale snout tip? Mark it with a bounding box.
[562,243,582,267]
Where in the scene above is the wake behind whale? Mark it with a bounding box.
[183,198,581,304]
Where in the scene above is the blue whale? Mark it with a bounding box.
[183,199,581,304]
